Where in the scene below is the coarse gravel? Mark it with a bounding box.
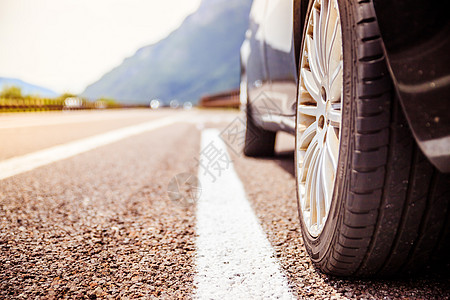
[231,131,450,299]
[0,123,200,299]
[1,110,449,299]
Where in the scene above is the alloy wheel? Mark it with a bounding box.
[296,0,343,237]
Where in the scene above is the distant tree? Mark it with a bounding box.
[57,92,78,101]
[1,85,23,99]
[97,97,120,108]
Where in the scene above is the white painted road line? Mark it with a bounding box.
[194,129,294,299]
[0,116,181,180]
[0,110,170,129]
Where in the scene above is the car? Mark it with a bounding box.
[183,101,193,110]
[63,97,83,110]
[150,99,161,109]
[170,99,180,109]
[240,0,450,277]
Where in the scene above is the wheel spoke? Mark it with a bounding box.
[327,109,341,128]
[326,11,339,70]
[309,166,316,225]
[325,125,339,170]
[329,60,342,91]
[306,35,323,83]
[329,69,342,104]
[301,68,320,101]
[313,8,325,76]
[320,153,333,209]
[306,146,320,225]
[316,150,325,224]
[299,121,317,149]
[318,0,325,69]
[322,0,331,74]
[301,135,318,181]
[298,104,317,117]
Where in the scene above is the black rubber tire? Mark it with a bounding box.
[243,105,276,157]
[297,0,450,277]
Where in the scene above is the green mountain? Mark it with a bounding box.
[0,77,58,98]
[82,0,253,104]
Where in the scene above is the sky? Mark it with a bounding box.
[0,0,202,94]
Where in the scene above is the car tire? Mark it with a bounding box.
[243,104,276,157]
[295,0,450,277]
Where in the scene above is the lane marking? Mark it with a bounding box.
[0,110,173,129]
[0,116,181,180]
[194,129,294,299]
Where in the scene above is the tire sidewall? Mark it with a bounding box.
[295,0,356,265]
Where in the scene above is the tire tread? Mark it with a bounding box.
[316,0,450,277]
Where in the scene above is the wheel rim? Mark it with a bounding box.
[296,0,343,237]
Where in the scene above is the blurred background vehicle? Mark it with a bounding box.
[183,101,193,110]
[169,99,180,109]
[150,99,161,109]
[63,97,83,110]
[94,100,107,109]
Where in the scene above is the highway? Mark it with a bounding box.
[0,109,448,299]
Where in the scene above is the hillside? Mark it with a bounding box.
[82,0,252,104]
[0,77,58,98]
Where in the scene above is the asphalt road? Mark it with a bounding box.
[0,109,449,299]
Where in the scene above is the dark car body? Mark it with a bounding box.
[240,0,450,172]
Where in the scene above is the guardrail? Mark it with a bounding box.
[0,98,132,113]
[199,89,240,109]
[0,98,66,112]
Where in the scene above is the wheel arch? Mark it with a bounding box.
[293,0,310,75]
[373,0,450,172]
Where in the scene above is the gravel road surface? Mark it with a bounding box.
[0,109,448,299]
